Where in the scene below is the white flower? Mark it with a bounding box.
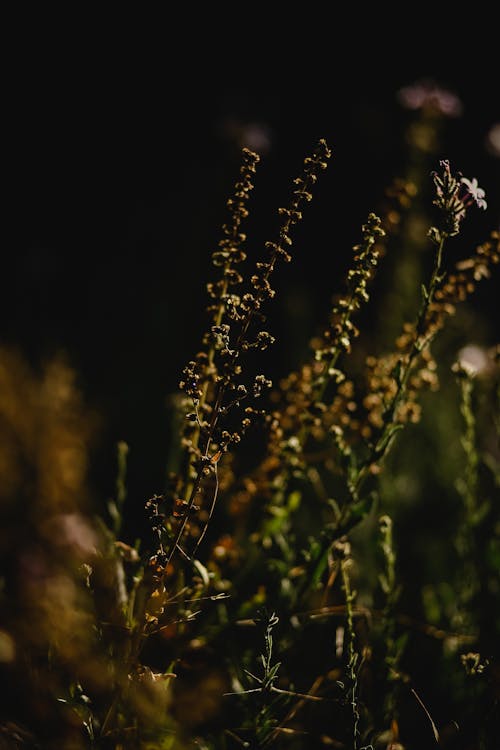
[461,177,487,210]
[457,345,491,376]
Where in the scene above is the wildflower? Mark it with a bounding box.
[430,161,488,239]
[460,177,487,210]
[454,344,492,377]
[398,79,463,117]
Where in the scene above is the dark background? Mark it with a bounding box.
[4,16,500,517]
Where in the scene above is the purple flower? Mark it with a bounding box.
[398,80,463,118]
[461,177,487,210]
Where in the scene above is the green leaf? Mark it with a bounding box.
[193,559,210,587]
[267,662,281,682]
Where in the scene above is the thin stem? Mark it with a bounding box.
[353,233,448,497]
[341,558,361,750]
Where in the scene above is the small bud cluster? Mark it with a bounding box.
[206,148,260,320]
[179,141,332,462]
[362,347,438,434]
[261,213,386,471]
[165,142,332,560]
[315,213,385,363]
[428,231,500,332]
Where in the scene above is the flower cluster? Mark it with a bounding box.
[430,160,487,241]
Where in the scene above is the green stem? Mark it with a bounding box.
[354,233,448,496]
[341,558,360,750]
